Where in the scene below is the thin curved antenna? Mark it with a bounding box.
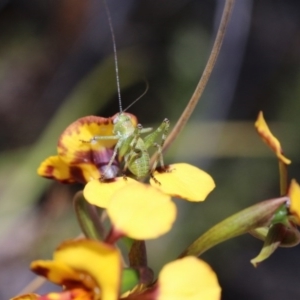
[159,0,235,155]
[123,80,149,112]
[102,0,123,112]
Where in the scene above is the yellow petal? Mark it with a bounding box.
[37,156,75,183]
[58,116,116,165]
[10,294,40,300]
[84,177,137,208]
[54,239,121,300]
[57,116,120,182]
[107,183,176,239]
[37,155,105,184]
[255,111,291,164]
[150,163,215,202]
[30,260,94,290]
[288,179,300,225]
[157,257,221,300]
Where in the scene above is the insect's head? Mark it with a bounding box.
[112,112,138,135]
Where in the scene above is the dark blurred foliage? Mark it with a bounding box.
[1,0,300,299]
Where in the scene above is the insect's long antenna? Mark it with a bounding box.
[102,0,123,113]
[123,80,149,112]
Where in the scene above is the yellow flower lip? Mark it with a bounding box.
[255,111,291,165]
[157,256,221,300]
[107,182,177,240]
[150,163,215,202]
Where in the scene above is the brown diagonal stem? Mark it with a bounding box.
[156,0,235,158]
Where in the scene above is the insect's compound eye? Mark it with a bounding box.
[113,115,119,124]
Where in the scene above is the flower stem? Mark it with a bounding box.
[279,160,288,196]
[73,191,104,240]
[159,0,235,155]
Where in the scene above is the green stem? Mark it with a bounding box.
[73,191,104,240]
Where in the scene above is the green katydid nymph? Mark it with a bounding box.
[89,111,170,181]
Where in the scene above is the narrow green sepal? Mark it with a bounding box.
[249,227,269,241]
[250,223,300,267]
[73,191,104,240]
[179,197,288,258]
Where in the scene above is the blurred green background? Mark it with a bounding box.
[1,0,300,299]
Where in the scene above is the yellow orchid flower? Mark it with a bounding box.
[22,239,121,300]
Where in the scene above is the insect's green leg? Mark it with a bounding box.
[131,124,143,148]
[121,124,143,173]
[118,124,141,159]
[150,142,164,171]
[144,119,170,171]
[140,127,152,134]
[144,118,170,149]
[81,135,119,143]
